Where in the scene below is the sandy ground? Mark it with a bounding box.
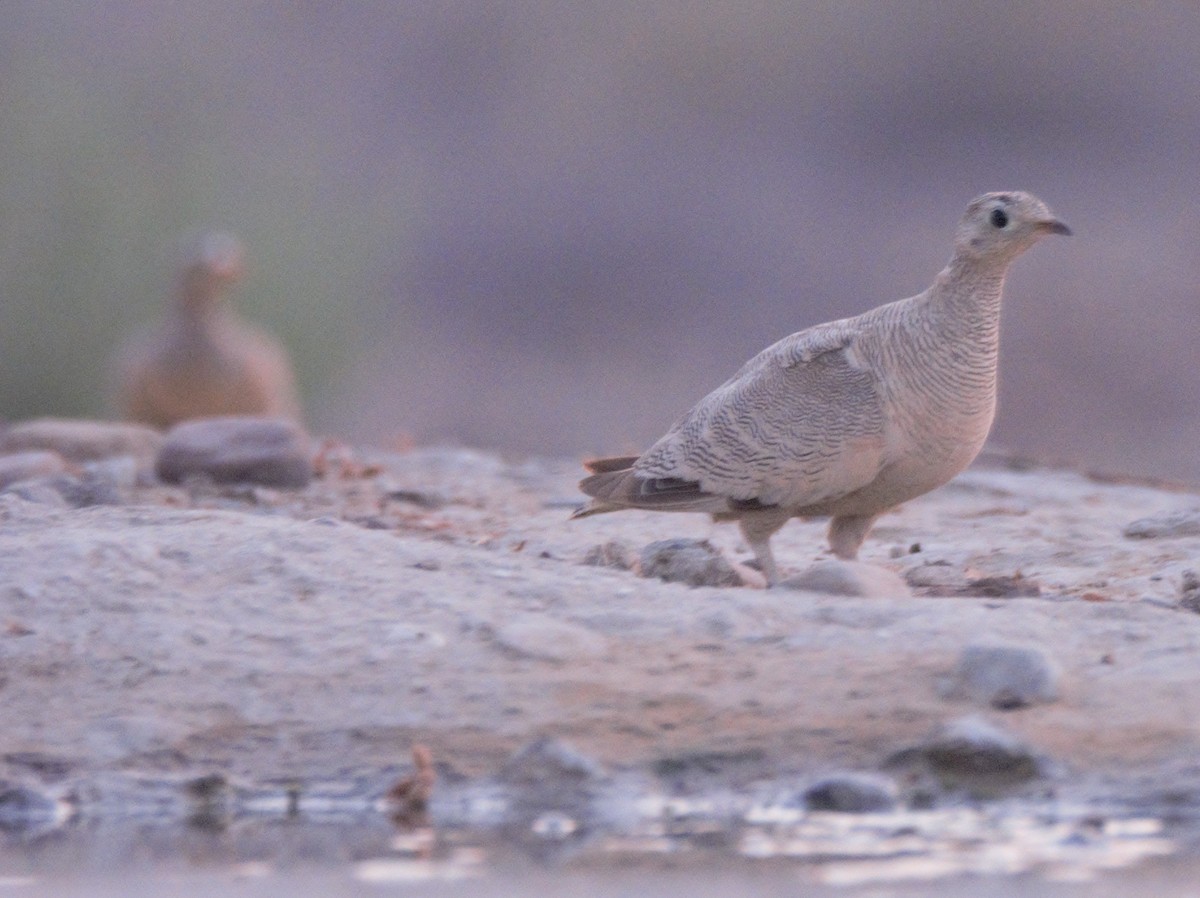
[1,442,1200,830]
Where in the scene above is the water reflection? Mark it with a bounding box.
[0,777,1194,890]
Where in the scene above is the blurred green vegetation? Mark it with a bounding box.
[0,3,419,424]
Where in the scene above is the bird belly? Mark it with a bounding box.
[803,416,990,518]
[138,356,265,424]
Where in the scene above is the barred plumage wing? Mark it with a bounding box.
[634,321,887,509]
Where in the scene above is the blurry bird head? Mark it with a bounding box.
[179,231,246,307]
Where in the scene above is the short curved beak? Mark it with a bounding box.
[1038,219,1072,236]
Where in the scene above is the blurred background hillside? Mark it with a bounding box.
[2,3,1199,479]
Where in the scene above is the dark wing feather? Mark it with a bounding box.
[577,460,729,513]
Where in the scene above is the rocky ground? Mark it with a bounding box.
[1,417,1199,884]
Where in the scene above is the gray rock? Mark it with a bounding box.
[1180,570,1200,614]
[156,416,313,488]
[40,473,122,508]
[1,480,68,507]
[499,738,609,820]
[940,643,1061,709]
[0,418,162,466]
[0,451,67,489]
[494,739,614,845]
[183,773,232,828]
[385,488,446,510]
[500,737,607,787]
[1123,509,1200,540]
[904,562,969,595]
[904,563,1039,598]
[918,715,1041,784]
[3,455,146,508]
[963,573,1041,598]
[781,560,912,597]
[581,539,636,571]
[83,455,142,491]
[804,772,898,812]
[0,781,67,834]
[492,616,608,663]
[638,538,742,588]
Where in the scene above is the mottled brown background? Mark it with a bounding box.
[2,3,1198,479]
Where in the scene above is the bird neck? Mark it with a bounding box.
[932,254,1009,331]
[172,288,238,357]
[177,282,228,324]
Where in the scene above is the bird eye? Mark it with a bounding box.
[990,208,1009,229]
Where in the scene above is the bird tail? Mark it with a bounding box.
[570,455,640,519]
[582,455,640,474]
[572,454,728,516]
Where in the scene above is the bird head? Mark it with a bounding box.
[954,191,1071,262]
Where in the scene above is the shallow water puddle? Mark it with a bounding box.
[736,807,1175,884]
[0,778,1194,891]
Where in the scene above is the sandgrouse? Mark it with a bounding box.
[574,191,1070,586]
[114,233,302,428]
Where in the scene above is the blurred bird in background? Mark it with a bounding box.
[113,232,302,428]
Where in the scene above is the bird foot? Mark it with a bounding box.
[723,553,770,589]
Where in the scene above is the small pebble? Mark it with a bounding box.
[965,573,1041,598]
[804,772,898,812]
[156,416,313,488]
[918,715,1041,784]
[782,560,911,598]
[0,452,67,489]
[638,538,742,588]
[1179,571,1200,614]
[940,643,1061,709]
[581,540,635,570]
[0,418,162,466]
[385,488,445,510]
[904,562,968,596]
[385,624,446,647]
[502,738,606,784]
[0,781,67,833]
[82,455,141,490]
[31,469,129,508]
[185,773,229,800]
[1,480,68,507]
[1123,509,1200,540]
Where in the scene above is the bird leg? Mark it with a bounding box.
[828,514,879,560]
[737,510,790,587]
